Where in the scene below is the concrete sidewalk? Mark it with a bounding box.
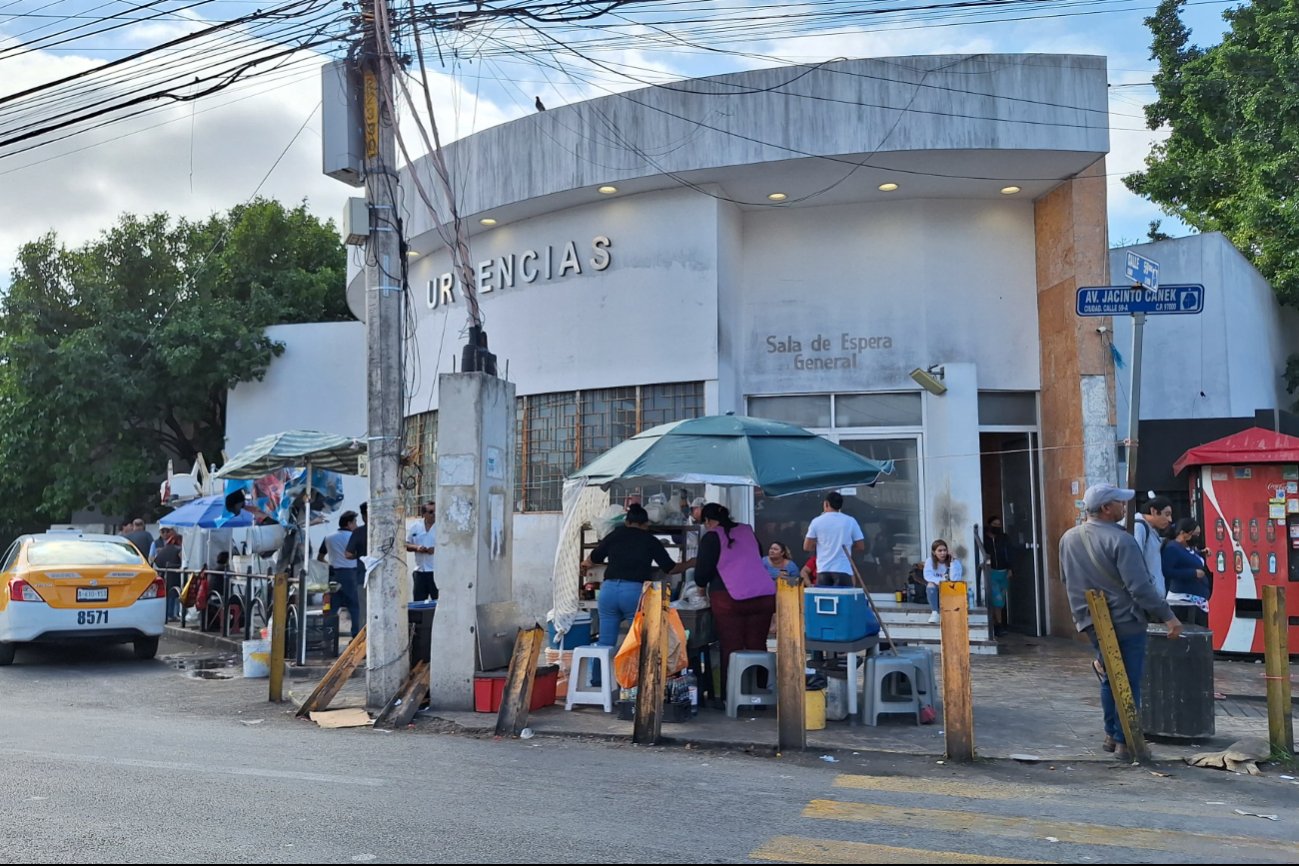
[283,632,1292,762]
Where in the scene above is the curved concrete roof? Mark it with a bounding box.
[347,53,1109,297]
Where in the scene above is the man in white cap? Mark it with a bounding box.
[1059,483,1182,761]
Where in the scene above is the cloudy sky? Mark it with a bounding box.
[0,0,1238,281]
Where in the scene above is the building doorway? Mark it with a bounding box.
[979,432,1045,635]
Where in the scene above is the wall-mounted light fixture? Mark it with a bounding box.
[909,364,947,395]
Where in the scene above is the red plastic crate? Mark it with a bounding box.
[473,666,558,713]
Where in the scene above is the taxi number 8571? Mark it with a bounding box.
[77,610,108,625]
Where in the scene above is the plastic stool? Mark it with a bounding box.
[566,644,616,713]
[886,646,935,702]
[726,651,777,718]
[860,655,921,726]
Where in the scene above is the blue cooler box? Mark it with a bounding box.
[805,587,879,641]
[547,613,592,649]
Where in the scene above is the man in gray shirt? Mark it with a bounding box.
[1059,483,1182,761]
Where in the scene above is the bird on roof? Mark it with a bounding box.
[534,96,546,112]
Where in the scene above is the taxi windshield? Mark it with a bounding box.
[27,540,145,567]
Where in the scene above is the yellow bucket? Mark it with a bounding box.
[804,688,826,730]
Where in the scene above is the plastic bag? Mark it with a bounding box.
[614,596,689,688]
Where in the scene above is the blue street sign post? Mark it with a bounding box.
[1075,283,1204,317]
[1125,250,1160,291]
[1076,264,1205,530]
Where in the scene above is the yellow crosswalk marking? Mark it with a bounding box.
[804,800,1299,859]
[750,835,1050,864]
[834,774,1017,799]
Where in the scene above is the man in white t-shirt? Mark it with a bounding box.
[406,501,438,602]
[317,510,360,636]
[803,491,865,587]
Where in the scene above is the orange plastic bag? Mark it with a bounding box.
[614,597,689,689]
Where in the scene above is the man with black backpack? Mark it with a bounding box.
[1134,496,1173,597]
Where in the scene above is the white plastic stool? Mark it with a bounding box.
[726,651,777,718]
[887,646,935,703]
[859,655,921,726]
[565,644,616,713]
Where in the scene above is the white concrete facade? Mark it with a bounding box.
[236,55,1132,634]
[1110,232,1299,428]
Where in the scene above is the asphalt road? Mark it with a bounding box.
[1,638,1297,864]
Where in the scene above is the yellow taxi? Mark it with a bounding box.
[0,531,165,665]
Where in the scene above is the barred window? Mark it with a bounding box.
[516,382,704,512]
[400,410,438,516]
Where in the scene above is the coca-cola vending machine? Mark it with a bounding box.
[1174,428,1299,654]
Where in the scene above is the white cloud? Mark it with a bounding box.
[0,44,518,280]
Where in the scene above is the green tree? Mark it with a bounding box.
[0,198,348,535]
[1126,0,1299,310]
[1126,0,1299,405]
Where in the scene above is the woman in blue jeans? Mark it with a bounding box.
[923,539,963,624]
[581,504,680,686]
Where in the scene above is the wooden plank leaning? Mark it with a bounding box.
[1085,589,1149,763]
[374,661,430,730]
[295,625,368,718]
[495,625,545,737]
[633,580,667,745]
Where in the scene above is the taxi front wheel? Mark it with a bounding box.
[0,642,14,666]
[133,636,159,660]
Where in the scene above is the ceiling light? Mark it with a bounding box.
[767,192,788,202]
[878,182,899,192]
[598,185,618,195]
[406,249,421,258]
[479,218,497,226]
[1000,186,1022,195]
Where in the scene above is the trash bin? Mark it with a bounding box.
[408,601,437,665]
[1140,622,1215,738]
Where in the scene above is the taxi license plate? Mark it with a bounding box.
[76,587,109,603]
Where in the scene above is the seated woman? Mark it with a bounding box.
[762,542,800,582]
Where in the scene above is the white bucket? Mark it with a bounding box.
[242,639,271,678]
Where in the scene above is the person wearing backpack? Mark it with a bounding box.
[1133,496,1173,597]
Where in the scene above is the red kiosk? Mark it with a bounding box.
[1174,427,1299,654]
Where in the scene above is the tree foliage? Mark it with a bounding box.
[1126,0,1299,309]
[0,198,348,534]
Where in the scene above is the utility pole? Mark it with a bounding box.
[361,0,409,708]
[1123,311,1145,533]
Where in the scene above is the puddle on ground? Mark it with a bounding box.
[162,653,240,675]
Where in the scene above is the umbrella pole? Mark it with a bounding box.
[300,464,313,666]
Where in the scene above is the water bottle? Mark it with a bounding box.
[684,668,698,715]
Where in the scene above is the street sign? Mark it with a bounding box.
[1125,250,1160,290]
[1075,283,1204,317]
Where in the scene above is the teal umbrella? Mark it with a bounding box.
[571,414,893,497]
[214,430,365,480]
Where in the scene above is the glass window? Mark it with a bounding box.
[28,540,145,567]
[519,392,577,513]
[978,392,1038,426]
[835,393,922,428]
[580,387,637,468]
[515,382,704,512]
[640,382,705,431]
[753,437,921,593]
[748,395,831,428]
